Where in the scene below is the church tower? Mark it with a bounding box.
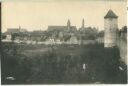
[67,19,71,30]
[104,9,118,47]
[81,18,85,29]
[79,19,85,31]
[19,26,21,32]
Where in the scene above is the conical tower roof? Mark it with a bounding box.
[104,9,118,19]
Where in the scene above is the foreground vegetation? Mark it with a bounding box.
[1,42,127,84]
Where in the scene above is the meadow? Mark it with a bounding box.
[1,42,127,84]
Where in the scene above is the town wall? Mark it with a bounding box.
[117,33,127,64]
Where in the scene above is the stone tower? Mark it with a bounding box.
[67,19,71,30]
[104,9,118,47]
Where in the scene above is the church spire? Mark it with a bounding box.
[19,25,21,32]
[67,19,71,29]
[82,18,85,28]
[19,25,21,29]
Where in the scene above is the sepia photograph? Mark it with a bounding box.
[1,0,127,85]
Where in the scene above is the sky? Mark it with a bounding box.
[2,0,127,32]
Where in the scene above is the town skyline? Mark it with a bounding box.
[1,1,127,84]
[2,0,127,32]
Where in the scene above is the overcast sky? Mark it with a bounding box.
[2,0,127,32]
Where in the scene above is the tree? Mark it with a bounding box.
[1,34,6,40]
[11,33,19,42]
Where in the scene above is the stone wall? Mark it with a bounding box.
[117,33,127,64]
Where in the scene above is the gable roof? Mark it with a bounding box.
[104,9,118,19]
[47,26,77,31]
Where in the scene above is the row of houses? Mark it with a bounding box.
[2,22,126,46]
[2,19,101,45]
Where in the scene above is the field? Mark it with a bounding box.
[1,42,127,84]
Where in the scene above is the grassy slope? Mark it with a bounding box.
[1,43,127,84]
